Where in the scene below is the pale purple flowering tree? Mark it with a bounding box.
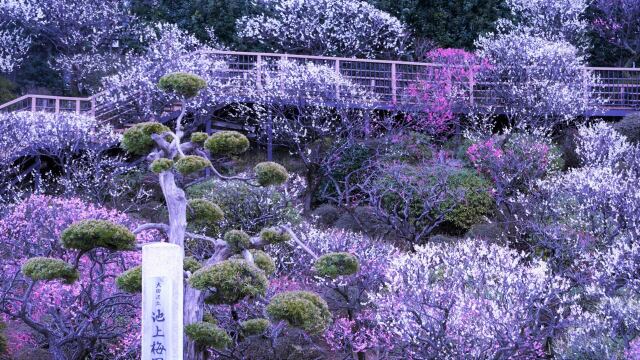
[374,239,572,359]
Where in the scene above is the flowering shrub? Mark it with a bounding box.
[511,123,640,270]
[0,111,118,162]
[0,195,159,358]
[374,239,571,359]
[553,236,640,359]
[0,111,143,207]
[467,130,561,205]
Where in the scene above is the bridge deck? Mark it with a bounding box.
[1,50,639,120]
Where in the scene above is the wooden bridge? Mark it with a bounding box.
[1,50,639,120]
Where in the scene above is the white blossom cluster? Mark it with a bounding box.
[504,0,590,48]
[477,31,593,127]
[375,239,572,358]
[0,27,30,73]
[241,59,377,156]
[518,123,640,246]
[256,59,379,108]
[236,0,409,58]
[554,237,640,358]
[0,111,118,162]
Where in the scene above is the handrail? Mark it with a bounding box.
[0,94,96,116]
[198,49,441,67]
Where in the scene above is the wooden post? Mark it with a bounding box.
[391,62,397,104]
[583,68,591,111]
[335,60,341,100]
[31,96,36,112]
[55,98,60,114]
[267,108,273,161]
[75,100,81,114]
[469,71,475,108]
[256,55,263,91]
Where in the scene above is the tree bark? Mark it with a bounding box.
[184,287,205,360]
[158,171,187,250]
[158,170,203,359]
[48,339,66,360]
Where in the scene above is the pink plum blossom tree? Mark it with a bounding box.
[0,195,160,359]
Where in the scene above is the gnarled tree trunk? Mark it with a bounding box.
[158,171,206,360]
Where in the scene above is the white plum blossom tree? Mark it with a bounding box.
[100,23,241,122]
[474,0,596,128]
[503,0,590,48]
[0,0,145,91]
[240,59,378,211]
[374,239,572,359]
[512,122,640,268]
[236,0,409,58]
[475,32,594,128]
[0,111,138,207]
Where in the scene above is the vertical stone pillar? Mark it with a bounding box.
[142,243,183,360]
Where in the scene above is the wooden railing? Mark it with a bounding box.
[1,50,640,120]
[0,94,95,115]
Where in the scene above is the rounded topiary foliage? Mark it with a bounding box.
[158,72,207,99]
[187,199,224,227]
[204,131,250,155]
[260,227,291,245]
[224,230,251,253]
[61,220,136,251]
[184,322,231,350]
[232,249,276,276]
[116,265,142,293]
[614,112,640,143]
[189,259,268,305]
[121,122,171,156]
[241,318,270,336]
[444,170,494,232]
[150,158,174,174]
[254,162,289,186]
[22,257,79,284]
[184,256,203,273]
[314,252,359,278]
[266,291,332,334]
[174,155,211,175]
[190,131,209,144]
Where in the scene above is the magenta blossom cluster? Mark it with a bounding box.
[403,48,491,137]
